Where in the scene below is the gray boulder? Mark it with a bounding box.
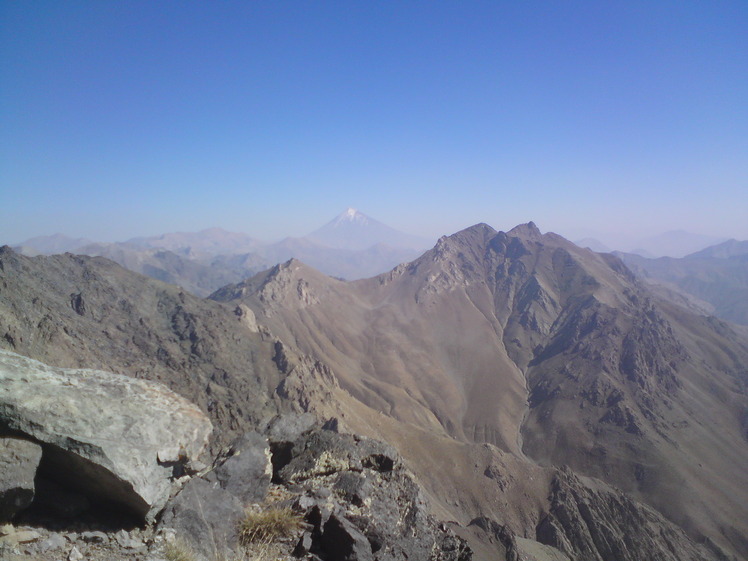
[0,349,212,522]
[158,477,244,561]
[265,412,318,442]
[206,431,272,504]
[0,437,42,522]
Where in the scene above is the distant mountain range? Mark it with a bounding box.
[574,230,728,258]
[616,238,748,325]
[12,213,748,328]
[12,209,433,294]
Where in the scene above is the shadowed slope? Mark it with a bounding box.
[0,246,293,450]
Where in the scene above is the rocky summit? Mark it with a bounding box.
[1,222,748,561]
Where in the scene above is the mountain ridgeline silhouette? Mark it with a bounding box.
[12,209,433,290]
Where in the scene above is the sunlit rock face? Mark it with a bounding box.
[0,349,212,522]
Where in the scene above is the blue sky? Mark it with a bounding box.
[2,1,747,246]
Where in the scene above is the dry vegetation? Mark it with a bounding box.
[238,507,304,545]
[161,507,304,561]
[163,538,198,561]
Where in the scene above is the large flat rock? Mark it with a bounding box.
[0,350,212,521]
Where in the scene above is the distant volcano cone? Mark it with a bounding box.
[305,208,431,251]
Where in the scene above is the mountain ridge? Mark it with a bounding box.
[11,209,432,290]
[3,223,748,559]
[211,223,748,559]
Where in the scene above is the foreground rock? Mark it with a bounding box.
[158,422,472,561]
[0,438,42,522]
[159,431,273,561]
[276,427,472,561]
[0,349,212,522]
[158,478,245,561]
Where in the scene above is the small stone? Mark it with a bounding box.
[296,494,318,510]
[293,531,314,557]
[68,545,84,561]
[314,487,332,499]
[38,532,67,552]
[115,529,145,549]
[12,529,41,543]
[0,529,41,545]
[188,459,208,473]
[81,530,108,543]
[157,446,182,464]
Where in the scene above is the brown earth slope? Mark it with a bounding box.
[212,222,748,560]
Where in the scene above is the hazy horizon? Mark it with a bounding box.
[2,3,746,247]
[6,206,735,260]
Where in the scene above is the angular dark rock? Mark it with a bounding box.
[293,530,314,557]
[266,413,318,443]
[278,430,399,484]
[281,429,471,561]
[206,432,271,504]
[320,512,373,561]
[158,477,244,561]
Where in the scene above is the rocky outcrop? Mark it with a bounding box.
[158,431,274,561]
[205,431,272,504]
[275,428,472,561]
[158,477,245,561]
[535,469,726,561]
[0,349,212,522]
[0,247,291,452]
[158,423,472,561]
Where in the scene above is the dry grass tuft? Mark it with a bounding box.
[163,538,198,561]
[238,507,304,545]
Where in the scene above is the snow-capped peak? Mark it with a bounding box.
[334,208,369,226]
[306,208,432,251]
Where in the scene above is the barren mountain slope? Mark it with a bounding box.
[212,222,748,560]
[72,243,259,297]
[0,246,293,449]
[3,225,748,560]
[617,245,748,326]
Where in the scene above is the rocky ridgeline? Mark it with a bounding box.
[0,350,472,561]
[534,468,724,561]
